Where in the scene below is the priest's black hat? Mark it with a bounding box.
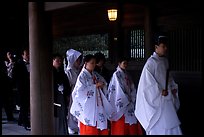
[153,32,168,45]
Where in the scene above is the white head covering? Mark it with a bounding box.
[66,49,82,70]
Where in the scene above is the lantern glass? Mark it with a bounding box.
[108,9,117,21]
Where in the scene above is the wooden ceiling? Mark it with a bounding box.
[47,0,202,39]
[45,2,87,11]
[2,0,202,55]
[48,2,146,39]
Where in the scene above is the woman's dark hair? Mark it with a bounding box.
[83,54,95,63]
[21,48,29,55]
[94,52,105,64]
[117,56,129,63]
[53,53,62,60]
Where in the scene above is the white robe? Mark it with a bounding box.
[65,49,82,86]
[135,52,182,135]
[65,49,82,133]
[108,66,138,125]
[70,67,115,130]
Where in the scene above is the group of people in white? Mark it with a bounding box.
[52,35,182,135]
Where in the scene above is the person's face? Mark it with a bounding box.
[155,43,167,56]
[85,58,96,72]
[7,52,12,59]
[22,50,29,61]
[74,56,82,69]
[119,60,128,70]
[53,57,62,69]
[97,60,105,67]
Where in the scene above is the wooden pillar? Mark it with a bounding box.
[108,3,119,65]
[29,2,54,135]
[144,5,153,59]
[109,21,118,64]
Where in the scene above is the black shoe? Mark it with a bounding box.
[24,126,31,131]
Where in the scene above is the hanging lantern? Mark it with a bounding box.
[107,9,117,21]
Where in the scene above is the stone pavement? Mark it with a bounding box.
[2,108,30,135]
[2,108,78,135]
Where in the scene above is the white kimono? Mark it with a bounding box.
[135,52,182,135]
[65,49,82,133]
[108,66,138,125]
[70,67,115,130]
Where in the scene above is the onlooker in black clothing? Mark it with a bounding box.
[1,53,15,122]
[5,51,16,79]
[94,52,111,84]
[4,51,17,112]
[53,53,71,135]
[13,49,31,130]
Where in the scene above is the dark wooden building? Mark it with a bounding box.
[2,0,202,135]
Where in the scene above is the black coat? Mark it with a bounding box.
[0,57,10,99]
[53,67,71,117]
[12,59,30,105]
[0,57,8,87]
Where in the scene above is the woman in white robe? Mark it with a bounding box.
[64,49,82,134]
[134,36,182,135]
[70,54,115,135]
[108,57,143,135]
